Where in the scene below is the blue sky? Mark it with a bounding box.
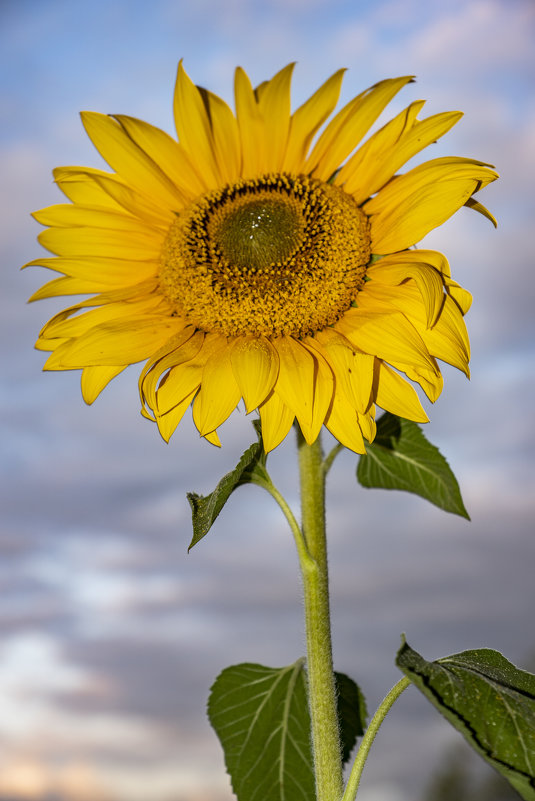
[1,0,535,799]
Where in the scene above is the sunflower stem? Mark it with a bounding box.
[296,427,343,801]
[341,677,411,801]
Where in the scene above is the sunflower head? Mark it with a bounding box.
[26,62,498,452]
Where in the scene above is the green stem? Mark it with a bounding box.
[296,427,343,801]
[341,677,411,801]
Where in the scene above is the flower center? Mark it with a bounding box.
[160,173,371,338]
[213,195,303,272]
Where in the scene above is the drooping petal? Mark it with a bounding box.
[324,391,366,454]
[367,157,498,253]
[156,388,198,443]
[272,336,316,432]
[192,341,242,435]
[81,365,126,404]
[300,338,335,444]
[258,391,295,453]
[141,328,204,417]
[373,362,429,422]
[230,336,279,413]
[366,257,445,327]
[335,308,438,377]
[311,329,374,414]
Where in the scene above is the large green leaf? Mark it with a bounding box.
[208,661,365,801]
[187,422,268,551]
[357,412,469,518]
[208,661,314,801]
[397,638,535,800]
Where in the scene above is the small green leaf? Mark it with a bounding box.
[336,671,367,764]
[208,662,366,801]
[208,661,315,801]
[187,421,268,550]
[357,412,469,518]
[396,638,535,800]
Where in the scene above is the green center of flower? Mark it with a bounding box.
[214,197,302,272]
[160,173,371,338]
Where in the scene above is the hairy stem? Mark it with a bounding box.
[342,677,411,801]
[297,427,343,801]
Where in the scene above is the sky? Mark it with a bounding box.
[1,0,534,799]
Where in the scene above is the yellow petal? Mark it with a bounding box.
[342,108,462,202]
[367,157,498,253]
[367,258,445,327]
[256,63,294,171]
[47,317,183,369]
[398,362,443,402]
[81,365,126,404]
[203,429,222,447]
[358,410,376,443]
[24,255,157,287]
[143,329,205,416]
[80,111,183,209]
[300,339,335,444]
[272,336,315,430]
[198,90,241,184]
[173,62,220,188]
[362,282,470,375]
[335,308,437,376]
[306,76,414,181]
[38,226,162,259]
[234,66,265,177]
[113,114,206,199]
[28,276,106,300]
[444,278,472,315]
[54,166,125,208]
[464,196,497,227]
[230,336,279,413]
[53,167,173,227]
[324,391,366,454]
[33,203,161,234]
[156,388,198,443]
[374,362,429,422]
[282,69,345,173]
[258,392,295,453]
[337,99,425,198]
[89,171,175,227]
[40,294,163,340]
[309,330,374,414]
[192,343,242,435]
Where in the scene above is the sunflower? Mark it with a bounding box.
[26,63,497,452]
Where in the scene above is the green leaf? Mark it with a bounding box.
[187,421,268,551]
[336,671,367,764]
[357,412,469,518]
[396,638,535,800]
[208,661,315,801]
[208,662,365,801]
